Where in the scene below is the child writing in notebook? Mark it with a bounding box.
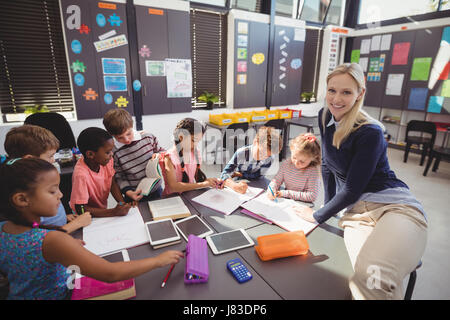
[161,118,222,195]
[3,125,90,233]
[70,127,132,217]
[220,126,282,194]
[0,158,184,300]
[103,109,165,203]
[267,133,320,203]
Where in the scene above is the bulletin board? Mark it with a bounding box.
[350,25,450,114]
[60,0,134,119]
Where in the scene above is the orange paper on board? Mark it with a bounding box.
[98,2,116,9]
[149,8,164,15]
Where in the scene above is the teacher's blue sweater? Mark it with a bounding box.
[313,109,408,224]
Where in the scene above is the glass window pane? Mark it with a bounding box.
[232,0,259,12]
[324,0,343,26]
[276,0,295,17]
[440,0,450,10]
[358,0,437,25]
[300,0,330,24]
[190,0,226,6]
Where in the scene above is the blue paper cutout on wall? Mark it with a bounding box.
[74,73,85,86]
[96,14,106,27]
[133,80,142,91]
[71,39,82,54]
[408,88,428,111]
[290,58,302,70]
[104,93,113,105]
[427,96,444,113]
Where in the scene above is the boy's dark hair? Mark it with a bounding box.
[77,127,113,158]
[103,109,133,136]
[173,118,206,183]
[4,125,60,158]
[0,158,66,232]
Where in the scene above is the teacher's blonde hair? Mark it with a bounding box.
[322,63,370,149]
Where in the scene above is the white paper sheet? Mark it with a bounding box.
[371,35,381,51]
[241,193,318,234]
[386,73,404,96]
[360,39,371,54]
[380,34,392,51]
[83,207,148,256]
[191,186,263,215]
[359,57,369,72]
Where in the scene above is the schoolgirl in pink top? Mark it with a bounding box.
[268,133,321,203]
[161,118,222,196]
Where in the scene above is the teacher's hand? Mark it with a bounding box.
[292,206,317,223]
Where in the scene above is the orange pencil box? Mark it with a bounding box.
[254,231,309,261]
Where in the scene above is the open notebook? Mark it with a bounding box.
[241,193,318,235]
[191,186,264,215]
[135,155,162,196]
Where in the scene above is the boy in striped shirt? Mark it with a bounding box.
[103,109,165,202]
[267,133,321,203]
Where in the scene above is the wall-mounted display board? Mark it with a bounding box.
[227,10,305,109]
[60,0,134,119]
[135,1,192,115]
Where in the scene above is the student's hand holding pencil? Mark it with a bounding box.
[267,188,281,201]
[156,250,185,268]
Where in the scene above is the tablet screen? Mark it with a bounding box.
[102,251,124,263]
[146,220,178,242]
[176,216,211,239]
[209,230,251,252]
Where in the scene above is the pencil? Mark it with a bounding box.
[161,264,175,288]
[81,205,85,214]
[268,185,278,203]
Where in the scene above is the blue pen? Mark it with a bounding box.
[268,185,278,203]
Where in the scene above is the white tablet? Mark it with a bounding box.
[174,215,214,241]
[101,249,130,262]
[145,219,180,246]
[206,229,254,255]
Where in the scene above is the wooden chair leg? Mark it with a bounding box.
[423,152,434,176]
[420,145,428,166]
[432,154,441,172]
[404,143,411,163]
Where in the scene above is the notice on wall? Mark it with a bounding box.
[411,57,432,81]
[145,60,165,76]
[385,74,404,96]
[380,34,392,51]
[360,39,371,54]
[359,57,369,72]
[370,35,381,51]
[165,58,192,98]
[102,58,126,75]
[391,42,411,65]
[94,34,128,52]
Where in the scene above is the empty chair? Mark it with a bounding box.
[403,120,436,166]
[24,112,77,150]
[423,128,450,176]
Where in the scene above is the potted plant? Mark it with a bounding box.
[24,104,49,114]
[198,91,219,110]
[301,92,315,103]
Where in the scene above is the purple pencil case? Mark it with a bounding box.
[184,235,209,284]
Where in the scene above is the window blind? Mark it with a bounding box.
[0,0,73,122]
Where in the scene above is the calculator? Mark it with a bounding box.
[226,258,252,283]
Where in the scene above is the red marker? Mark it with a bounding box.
[161,264,175,288]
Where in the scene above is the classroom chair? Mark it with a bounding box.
[423,131,450,176]
[24,112,77,150]
[220,122,249,170]
[264,119,286,161]
[403,120,436,166]
[404,261,422,300]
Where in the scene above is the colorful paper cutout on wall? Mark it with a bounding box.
[251,53,264,65]
[408,88,428,111]
[115,96,129,107]
[74,73,85,86]
[439,62,450,80]
[71,60,86,73]
[96,13,106,27]
[237,48,247,60]
[133,80,141,92]
[83,88,98,101]
[108,13,122,27]
[237,61,247,72]
[351,50,360,63]
[411,57,432,81]
[441,80,450,98]
[237,74,247,85]
[427,96,444,113]
[65,5,81,30]
[237,35,248,47]
[290,58,302,70]
[139,45,151,58]
[391,42,410,65]
[442,26,450,44]
[78,24,90,34]
[369,57,380,72]
[71,39,82,54]
[104,93,113,104]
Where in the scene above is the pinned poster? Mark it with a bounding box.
[407,88,428,111]
[294,28,305,41]
[392,42,410,65]
[380,34,392,51]
[351,50,360,63]
[359,57,369,72]
[146,61,165,76]
[385,74,404,96]
[370,35,381,51]
[237,35,248,47]
[104,76,127,92]
[102,58,126,74]
[360,39,371,54]
[369,57,380,72]
[237,74,247,85]
[237,48,247,59]
[94,34,128,52]
[441,80,450,98]
[165,58,192,98]
[237,21,248,34]
[427,96,444,113]
[410,57,432,81]
[237,61,247,72]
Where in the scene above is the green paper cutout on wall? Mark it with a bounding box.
[351,50,360,63]
[410,57,432,81]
